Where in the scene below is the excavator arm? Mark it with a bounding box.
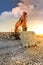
[14,12,27,34]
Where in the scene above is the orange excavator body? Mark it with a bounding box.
[14,12,27,34]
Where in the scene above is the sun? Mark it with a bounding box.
[35,27,43,35]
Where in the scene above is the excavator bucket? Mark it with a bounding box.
[20,31,37,47]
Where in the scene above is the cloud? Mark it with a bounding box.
[21,0,43,8]
[1,2,34,17]
[21,0,43,19]
[0,1,35,32]
[0,0,43,32]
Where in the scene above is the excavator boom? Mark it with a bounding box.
[15,12,27,34]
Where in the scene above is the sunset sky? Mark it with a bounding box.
[0,0,43,34]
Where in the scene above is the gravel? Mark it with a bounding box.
[0,40,43,65]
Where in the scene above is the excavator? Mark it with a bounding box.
[14,12,27,39]
[10,11,36,46]
[14,11,36,47]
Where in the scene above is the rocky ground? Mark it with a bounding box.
[0,39,43,65]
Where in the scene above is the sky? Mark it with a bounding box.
[0,0,43,34]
